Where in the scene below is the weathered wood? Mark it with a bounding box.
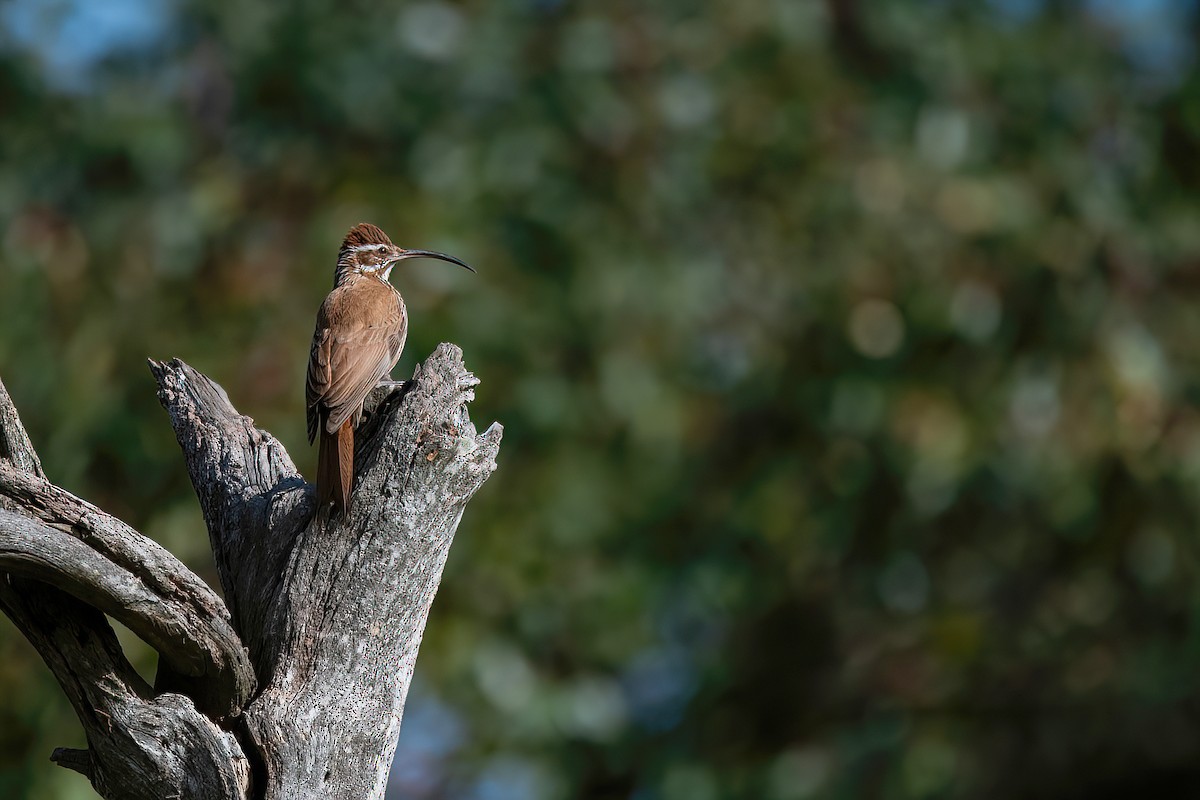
[0,470,255,718]
[0,376,43,478]
[0,375,253,799]
[0,577,251,800]
[0,344,500,799]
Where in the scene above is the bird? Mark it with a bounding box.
[306,222,474,515]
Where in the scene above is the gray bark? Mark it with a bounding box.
[0,343,501,800]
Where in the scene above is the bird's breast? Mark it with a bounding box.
[320,275,405,329]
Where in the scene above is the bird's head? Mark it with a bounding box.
[335,222,474,285]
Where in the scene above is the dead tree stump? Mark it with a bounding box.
[0,343,501,800]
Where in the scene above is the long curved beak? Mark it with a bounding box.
[393,248,476,273]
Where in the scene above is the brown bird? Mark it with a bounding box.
[306,222,474,514]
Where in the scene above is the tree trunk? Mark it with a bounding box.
[0,343,501,800]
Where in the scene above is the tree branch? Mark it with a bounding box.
[0,498,253,717]
[0,375,252,799]
[1,576,252,800]
[148,357,310,674]
[0,376,43,479]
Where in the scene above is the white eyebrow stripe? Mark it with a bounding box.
[347,243,390,253]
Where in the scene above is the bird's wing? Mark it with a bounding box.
[306,286,407,438]
[306,326,328,444]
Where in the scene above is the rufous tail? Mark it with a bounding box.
[317,419,354,514]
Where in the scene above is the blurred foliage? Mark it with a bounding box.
[3,0,1200,798]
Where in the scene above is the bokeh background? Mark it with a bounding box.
[2,0,1200,797]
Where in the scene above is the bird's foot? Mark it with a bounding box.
[363,379,415,418]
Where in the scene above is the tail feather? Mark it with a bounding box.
[317,420,354,514]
